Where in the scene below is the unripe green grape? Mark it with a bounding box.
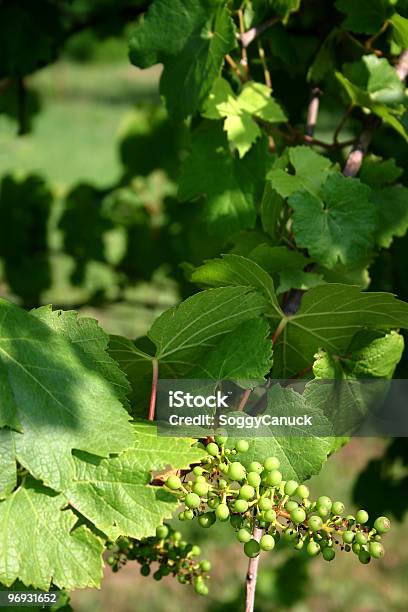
[193,481,209,497]
[342,530,355,544]
[291,507,306,525]
[244,539,261,558]
[195,474,206,483]
[264,509,277,523]
[230,514,242,528]
[206,442,219,457]
[249,461,263,474]
[239,484,255,500]
[322,547,335,561]
[264,469,282,486]
[355,532,367,545]
[194,578,209,596]
[332,501,345,515]
[374,516,391,534]
[369,541,384,559]
[216,503,230,521]
[107,556,115,566]
[219,463,229,474]
[156,524,169,539]
[263,457,280,471]
[229,462,246,482]
[258,497,272,511]
[178,574,187,584]
[285,500,299,512]
[191,545,201,556]
[356,509,369,524]
[284,480,299,496]
[161,566,170,576]
[215,435,227,446]
[234,499,249,513]
[358,549,371,565]
[185,492,201,509]
[352,542,361,555]
[237,528,252,543]
[260,534,275,551]
[193,466,204,476]
[317,505,330,519]
[258,520,266,529]
[140,564,150,576]
[296,484,310,499]
[247,472,261,488]
[374,534,382,542]
[207,496,220,509]
[317,496,332,510]
[345,544,351,552]
[153,570,163,581]
[294,538,305,550]
[198,512,215,528]
[283,528,297,543]
[306,540,320,557]
[200,559,212,572]
[308,515,323,532]
[178,511,185,521]
[235,439,249,453]
[166,475,182,490]
[219,479,228,490]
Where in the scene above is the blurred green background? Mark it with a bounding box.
[1,7,407,612]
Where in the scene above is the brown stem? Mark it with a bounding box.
[240,17,279,48]
[238,388,252,412]
[225,54,244,81]
[396,48,408,81]
[245,527,263,612]
[238,10,249,75]
[148,358,159,421]
[305,87,321,138]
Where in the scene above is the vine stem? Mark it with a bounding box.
[245,527,263,612]
[238,388,252,412]
[148,358,159,421]
[240,17,279,48]
[305,86,321,138]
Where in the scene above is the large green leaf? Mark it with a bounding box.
[64,423,205,540]
[267,146,333,198]
[234,385,331,482]
[289,173,377,268]
[178,122,271,236]
[129,0,236,119]
[0,478,104,590]
[335,0,393,34]
[0,300,134,490]
[273,283,408,376]
[372,185,408,248]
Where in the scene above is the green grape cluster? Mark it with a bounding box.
[107,524,211,595]
[165,437,391,564]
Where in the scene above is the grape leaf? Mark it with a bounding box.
[372,185,408,248]
[128,0,236,119]
[0,429,16,499]
[261,182,284,240]
[267,146,333,197]
[264,0,302,23]
[314,330,404,379]
[335,0,393,34]
[234,385,331,482]
[64,422,205,540]
[289,173,377,268]
[178,122,271,236]
[0,300,134,491]
[203,78,286,157]
[359,155,403,189]
[390,13,408,47]
[0,478,104,590]
[273,283,408,376]
[190,318,273,381]
[190,254,282,317]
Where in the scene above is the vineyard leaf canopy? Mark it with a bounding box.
[129,0,236,119]
[335,0,394,34]
[64,422,206,540]
[0,477,104,590]
[0,301,134,490]
[289,173,377,268]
